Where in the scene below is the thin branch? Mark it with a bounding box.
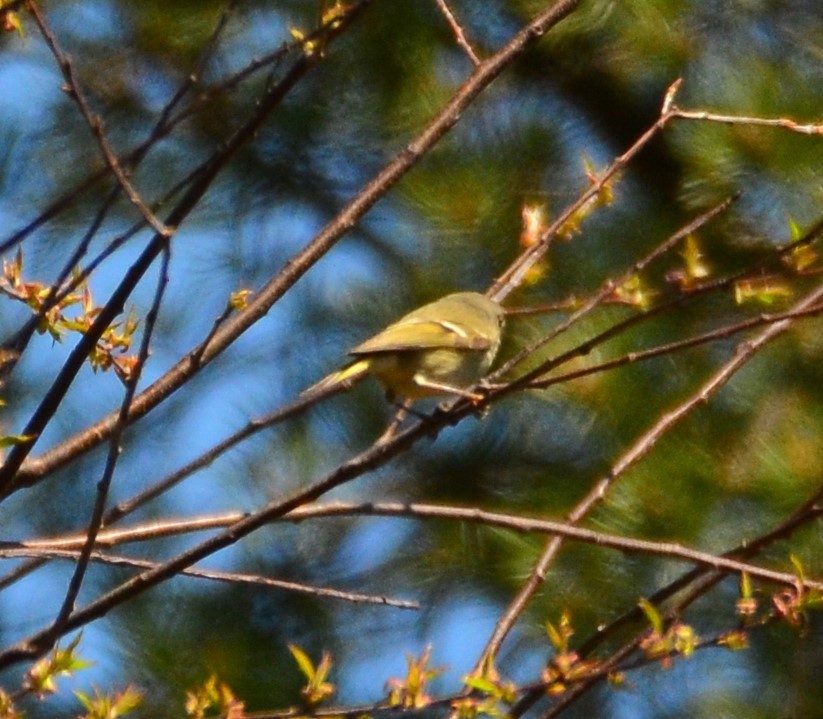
[0,2,286,259]
[2,1,241,368]
[579,486,823,663]
[539,626,766,719]
[211,618,805,719]
[26,1,171,239]
[46,246,170,649]
[7,273,813,565]
[151,0,240,133]
[23,502,819,590]
[102,390,330,525]
[527,302,823,391]
[671,107,823,135]
[0,5,321,388]
[0,547,417,610]
[21,513,247,548]
[486,212,823,406]
[0,413,436,666]
[434,0,481,65]
[0,288,571,667]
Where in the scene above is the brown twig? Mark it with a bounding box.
[45,246,170,652]
[434,0,481,65]
[527,301,823,391]
[511,481,823,717]
[102,388,338,525]
[0,400,448,666]
[26,1,172,239]
[0,546,417,610]
[671,107,823,135]
[0,2,289,259]
[20,501,823,591]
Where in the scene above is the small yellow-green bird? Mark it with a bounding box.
[306,291,505,401]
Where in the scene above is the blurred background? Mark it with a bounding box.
[0,0,822,716]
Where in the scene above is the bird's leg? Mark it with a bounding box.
[411,373,484,402]
[375,397,412,445]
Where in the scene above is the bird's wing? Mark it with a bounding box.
[350,318,491,355]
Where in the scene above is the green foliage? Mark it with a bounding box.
[24,636,92,699]
[75,685,143,719]
[184,675,244,719]
[288,643,335,707]
[385,647,445,709]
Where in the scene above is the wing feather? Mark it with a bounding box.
[350,318,491,355]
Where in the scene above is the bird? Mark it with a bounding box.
[304,291,505,402]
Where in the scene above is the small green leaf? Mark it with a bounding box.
[463,676,498,694]
[638,598,664,634]
[288,643,316,681]
[0,434,35,448]
[788,216,802,241]
[789,554,806,582]
[75,685,143,718]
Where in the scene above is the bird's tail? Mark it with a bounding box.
[301,359,371,399]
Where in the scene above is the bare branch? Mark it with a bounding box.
[0,547,417,610]
[45,246,170,652]
[20,498,823,598]
[434,0,481,65]
[672,107,823,135]
[26,1,172,239]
